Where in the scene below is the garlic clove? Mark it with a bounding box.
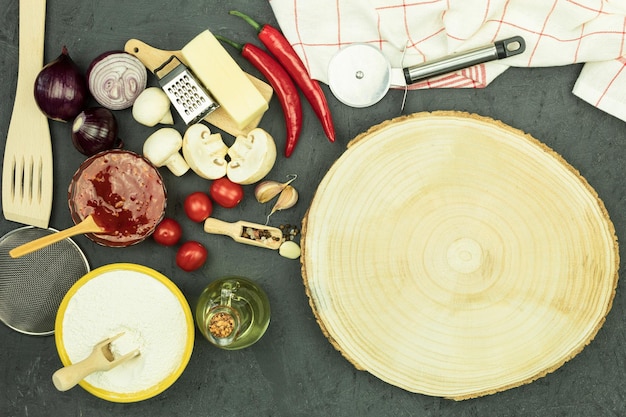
[254,181,286,203]
[270,185,298,215]
[279,240,301,259]
[254,175,298,203]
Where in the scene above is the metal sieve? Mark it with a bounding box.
[0,226,90,336]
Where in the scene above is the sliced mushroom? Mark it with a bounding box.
[226,128,276,185]
[182,123,228,180]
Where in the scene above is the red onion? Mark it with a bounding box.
[87,51,147,110]
[34,46,88,122]
[71,107,121,156]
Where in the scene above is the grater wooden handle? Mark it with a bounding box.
[124,38,273,137]
[124,39,184,73]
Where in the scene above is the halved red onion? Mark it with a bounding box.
[71,107,121,156]
[86,51,147,110]
[34,46,88,122]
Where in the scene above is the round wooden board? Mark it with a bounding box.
[301,111,619,400]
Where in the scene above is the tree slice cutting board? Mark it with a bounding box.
[301,111,619,400]
[124,38,272,137]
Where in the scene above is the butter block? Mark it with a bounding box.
[182,30,269,130]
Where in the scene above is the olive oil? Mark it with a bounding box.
[195,276,270,350]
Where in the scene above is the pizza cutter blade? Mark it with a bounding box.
[327,43,391,108]
[328,36,525,108]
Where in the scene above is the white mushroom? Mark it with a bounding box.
[226,128,276,185]
[182,123,228,180]
[132,87,174,127]
[143,128,189,176]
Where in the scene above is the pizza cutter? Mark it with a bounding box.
[327,36,525,107]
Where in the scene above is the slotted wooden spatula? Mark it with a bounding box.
[2,0,53,229]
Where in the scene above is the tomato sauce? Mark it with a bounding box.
[69,150,166,246]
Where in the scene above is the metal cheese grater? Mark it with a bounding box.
[154,55,219,125]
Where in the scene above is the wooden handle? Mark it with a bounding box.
[203,218,283,250]
[203,217,242,237]
[9,216,102,258]
[19,0,46,92]
[52,332,140,391]
[1,0,53,229]
[124,39,184,73]
[52,352,105,392]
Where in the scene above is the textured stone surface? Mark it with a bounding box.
[1,1,625,416]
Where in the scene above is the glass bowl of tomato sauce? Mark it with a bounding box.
[68,149,167,247]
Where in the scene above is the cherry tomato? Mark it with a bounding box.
[176,241,208,272]
[209,177,244,208]
[152,218,182,246]
[184,191,213,222]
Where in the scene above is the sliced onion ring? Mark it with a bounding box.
[87,51,147,110]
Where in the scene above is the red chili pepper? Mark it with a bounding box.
[217,35,303,157]
[230,10,336,143]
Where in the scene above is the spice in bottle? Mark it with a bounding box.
[209,311,235,338]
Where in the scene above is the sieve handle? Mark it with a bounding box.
[9,215,103,258]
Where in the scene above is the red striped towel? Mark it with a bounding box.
[269,0,626,121]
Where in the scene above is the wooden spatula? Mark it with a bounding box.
[2,0,53,229]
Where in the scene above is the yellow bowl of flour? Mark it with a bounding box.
[55,263,194,402]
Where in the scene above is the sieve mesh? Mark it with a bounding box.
[0,227,90,336]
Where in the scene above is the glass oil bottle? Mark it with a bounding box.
[195,276,270,350]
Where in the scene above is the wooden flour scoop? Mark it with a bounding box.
[2,0,53,228]
[52,332,140,392]
[124,38,273,137]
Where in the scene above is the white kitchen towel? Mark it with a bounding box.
[269,0,626,122]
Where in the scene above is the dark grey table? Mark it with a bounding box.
[1,1,625,416]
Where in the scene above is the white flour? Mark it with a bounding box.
[61,268,189,394]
